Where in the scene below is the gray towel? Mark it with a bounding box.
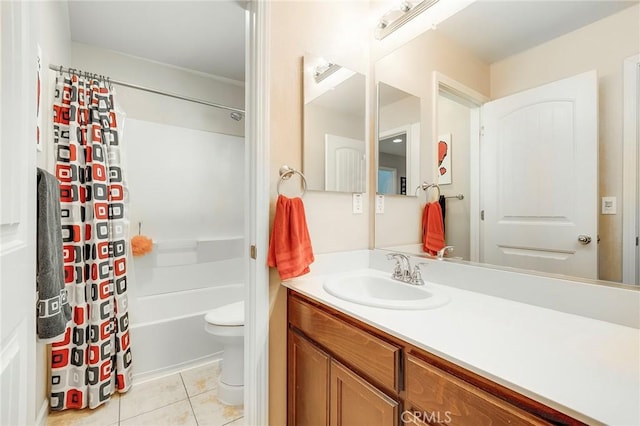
[36,168,72,341]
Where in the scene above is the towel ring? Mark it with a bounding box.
[277,165,307,197]
[415,182,441,200]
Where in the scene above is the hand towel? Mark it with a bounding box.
[267,195,314,280]
[36,168,72,341]
[422,201,445,256]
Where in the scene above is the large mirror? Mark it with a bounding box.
[303,53,366,193]
[377,83,421,195]
[374,0,639,286]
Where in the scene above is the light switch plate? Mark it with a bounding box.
[376,195,384,214]
[352,193,363,214]
[601,196,616,214]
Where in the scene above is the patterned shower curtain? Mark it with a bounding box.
[50,72,132,410]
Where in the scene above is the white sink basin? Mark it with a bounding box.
[323,270,450,310]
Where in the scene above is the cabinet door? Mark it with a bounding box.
[406,354,550,426]
[288,330,330,426]
[330,359,398,426]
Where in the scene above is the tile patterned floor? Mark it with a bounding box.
[46,360,244,426]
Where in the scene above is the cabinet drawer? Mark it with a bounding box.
[406,354,550,426]
[289,296,400,393]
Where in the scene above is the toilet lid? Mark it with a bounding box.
[205,301,244,326]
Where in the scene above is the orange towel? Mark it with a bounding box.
[267,195,315,280]
[422,202,445,256]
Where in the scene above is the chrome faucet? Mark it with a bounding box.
[386,253,425,285]
[436,246,455,259]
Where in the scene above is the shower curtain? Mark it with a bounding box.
[50,72,132,410]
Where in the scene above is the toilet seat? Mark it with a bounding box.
[205,301,244,326]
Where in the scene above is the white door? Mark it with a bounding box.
[0,2,37,425]
[481,71,598,279]
[325,134,365,192]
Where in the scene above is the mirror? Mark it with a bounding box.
[374,0,639,285]
[377,83,421,195]
[303,53,366,193]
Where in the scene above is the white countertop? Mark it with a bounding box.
[282,268,640,425]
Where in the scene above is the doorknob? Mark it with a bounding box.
[577,235,592,245]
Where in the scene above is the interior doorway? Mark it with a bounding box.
[433,72,487,262]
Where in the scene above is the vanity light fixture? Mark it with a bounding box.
[375,0,440,40]
[314,62,342,83]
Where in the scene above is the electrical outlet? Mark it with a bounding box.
[601,197,616,215]
[376,195,384,214]
[352,193,363,214]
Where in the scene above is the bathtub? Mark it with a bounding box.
[129,283,244,379]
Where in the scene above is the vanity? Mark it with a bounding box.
[283,251,640,426]
[288,1,640,424]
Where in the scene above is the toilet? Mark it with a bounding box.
[204,300,244,406]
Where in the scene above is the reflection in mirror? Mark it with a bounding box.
[377,83,420,196]
[374,0,640,285]
[303,53,366,193]
[436,89,474,261]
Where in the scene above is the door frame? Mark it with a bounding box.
[432,72,488,261]
[622,54,639,285]
[244,1,270,424]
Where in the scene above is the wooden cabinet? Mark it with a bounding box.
[405,354,549,426]
[287,291,583,426]
[330,359,398,426]
[288,295,401,426]
[288,330,330,426]
[289,295,401,394]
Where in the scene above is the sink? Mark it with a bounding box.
[323,270,450,310]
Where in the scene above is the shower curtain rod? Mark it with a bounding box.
[48,64,245,115]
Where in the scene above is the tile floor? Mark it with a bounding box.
[46,360,244,426]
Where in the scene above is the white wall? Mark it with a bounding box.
[490,4,640,282]
[33,1,71,421]
[125,119,244,243]
[70,42,245,137]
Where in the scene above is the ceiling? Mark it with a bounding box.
[68,1,246,82]
[379,134,407,156]
[67,0,638,83]
[436,0,639,64]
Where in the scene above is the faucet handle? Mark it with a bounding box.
[410,262,429,285]
[386,253,404,280]
[437,246,455,259]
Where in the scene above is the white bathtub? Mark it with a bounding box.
[128,283,244,379]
